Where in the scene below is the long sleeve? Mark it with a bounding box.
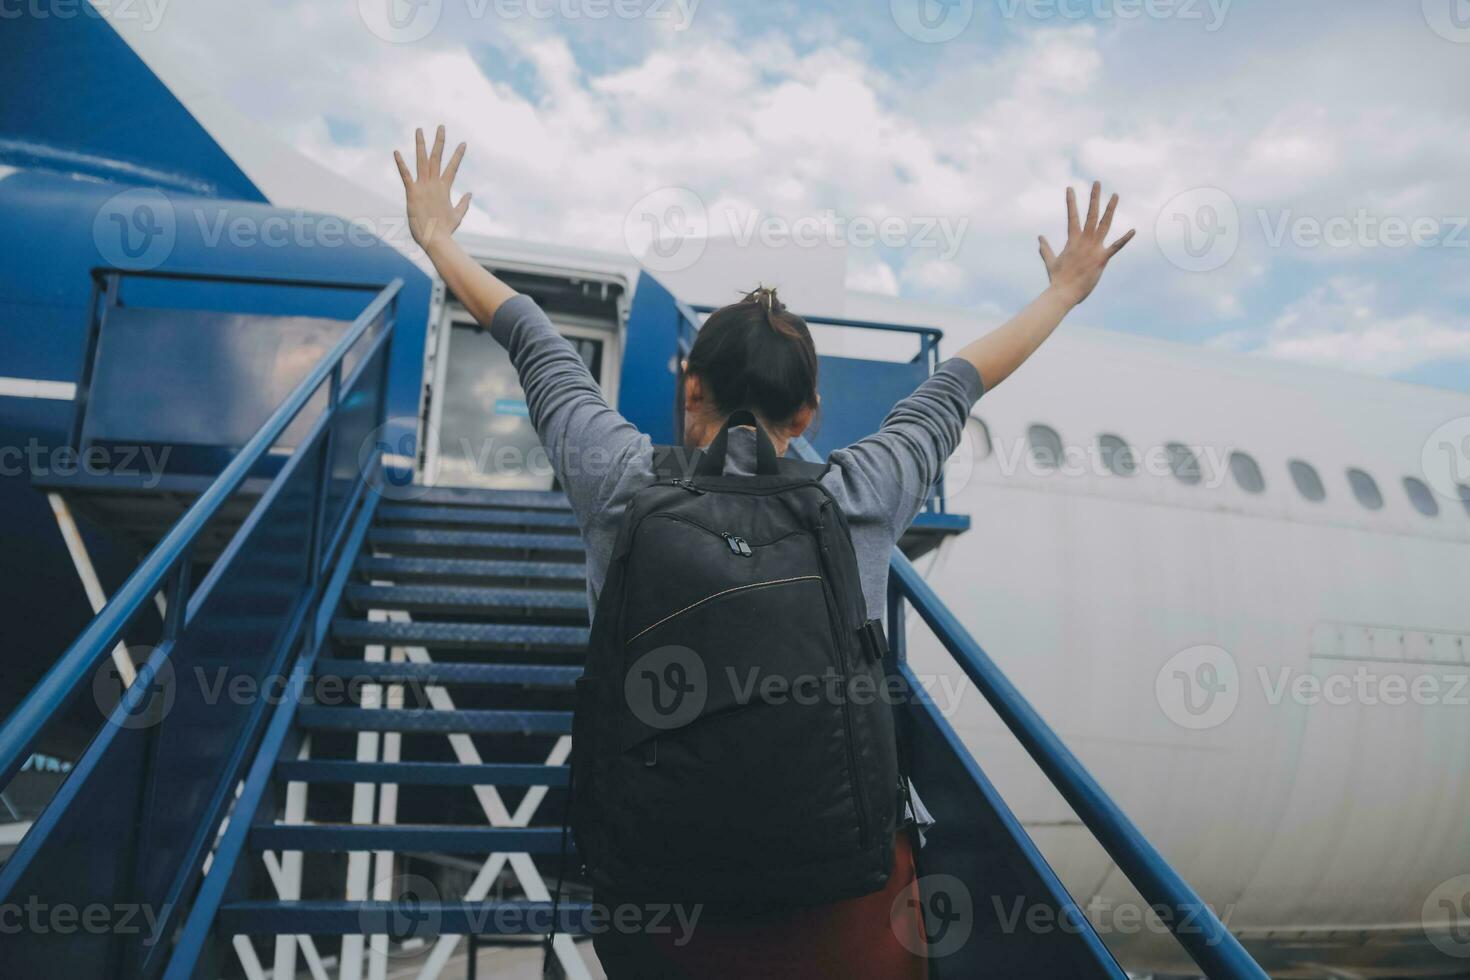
[826,358,985,540]
[489,295,648,530]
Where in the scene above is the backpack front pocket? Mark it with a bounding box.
[608,574,866,877]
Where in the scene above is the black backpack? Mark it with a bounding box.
[569,412,900,906]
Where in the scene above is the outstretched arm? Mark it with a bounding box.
[394,125,517,324]
[832,182,1135,544]
[956,181,1135,390]
[393,126,647,529]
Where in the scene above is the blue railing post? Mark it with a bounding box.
[162,546,191,642]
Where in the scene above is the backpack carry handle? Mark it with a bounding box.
[695,409,781,476]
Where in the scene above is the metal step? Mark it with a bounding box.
[357,555,588,587]
[274,760,569,788]
[377,504,579,530]
[368,528,585,558]
[332,619,589,654]
[248,824,572,854]
[218,900,592,936]
[311,659,581,689]
[404,486,571,511]
[343,583,587,619]
[296,706,573,735]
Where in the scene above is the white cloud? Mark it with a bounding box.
[119,1,1470,384]
[1213,277,1470,375]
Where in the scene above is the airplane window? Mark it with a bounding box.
[967,416,993,460]
[1165,442,1202,485]
[1403,477,1439,517]
[1098,434,1136,476]
[1229,451,1265,493]
[1347,468,1383,510]
[1288,460,1326,502]
[1028,424,1064,472]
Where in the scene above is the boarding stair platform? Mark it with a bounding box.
[0,272,1269,979]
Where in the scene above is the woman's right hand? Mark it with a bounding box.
[1038,181,1135,307]
[394,125,471,252]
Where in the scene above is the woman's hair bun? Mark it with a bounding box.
[685,283,819,424]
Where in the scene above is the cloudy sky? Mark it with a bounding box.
[136,0,1470,390]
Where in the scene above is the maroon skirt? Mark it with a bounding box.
[592,834,931,979]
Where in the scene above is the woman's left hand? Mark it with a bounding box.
[395,125,471,252]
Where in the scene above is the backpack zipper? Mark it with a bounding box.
[639,512,804,551]
[814,524,870,850]
[624,575,822,646]
[721,532,752,556]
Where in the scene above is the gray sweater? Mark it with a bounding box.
[490,294,984,619]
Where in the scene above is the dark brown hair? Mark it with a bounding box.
[685,286,819,426]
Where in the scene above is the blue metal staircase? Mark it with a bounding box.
[0,271,1270,979]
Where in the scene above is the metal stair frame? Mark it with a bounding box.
[0,272,402,979]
